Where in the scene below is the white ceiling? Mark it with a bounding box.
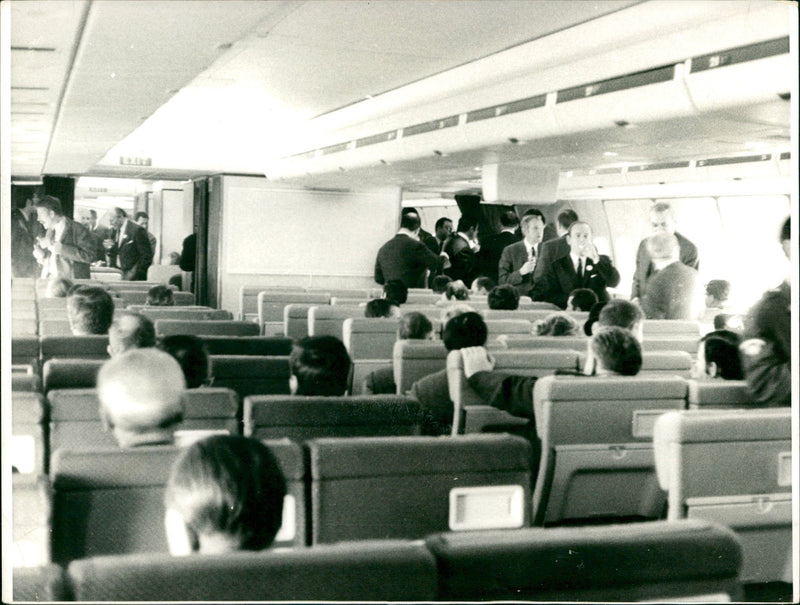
[6,0,795,195]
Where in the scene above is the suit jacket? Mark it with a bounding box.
[478,230,521,283]
[443,234,478,285]
[88,225,112,263]
[40,218,95,279]
[363,366,397,395]
[109,220,154,280]
[375,233,444,289]
[641,261,702,320]
[532,252,620,309]
[631,231,699,300]
[532,234,569,285]
[498,240,540,296]
[410,369,453,436]
[10,208,42,277]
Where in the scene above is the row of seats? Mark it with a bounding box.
[12,518,743,602]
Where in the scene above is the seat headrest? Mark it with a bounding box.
[534,374,688,401]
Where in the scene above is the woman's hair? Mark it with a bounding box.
[158,334,210,388]
[535,312,580,336]
[165,435,287,551]
[444,280,470,301]
[147,285,175,306]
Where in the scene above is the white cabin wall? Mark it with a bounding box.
[216,176,401,312]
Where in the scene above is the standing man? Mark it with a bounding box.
[479,210,522,283]
[640,233,702,320]
[106,207,154,281]
[33,195,94,279]
[10,188,43,277]
[81,209,112,263]
[498,210,545,297]
[444,216,480,285]
[631,202,699,301]
[426,216,454,286]
[402,207,438,253]
[532,221,620,309]
[532,208,578,286]
[135,211,158,262]
[375,211,446,289]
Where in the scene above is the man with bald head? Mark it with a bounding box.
[97,348,186,448]
[107,311,157,357]
[640,232,702,320]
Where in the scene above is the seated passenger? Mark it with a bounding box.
[45,277,74,298]
[158,334,211,388]
[67,284,114,335]
[692,329,743,380]
[365,298,400,318]
[436,280,469,306]
[97,348,186,448]
[146,284,175,306]
[364,311,434,395]
[488,284,520,310]
[566,287,598,312]
[533,312,580,336]
[290,335,351,396]
[593,299,644,342]
[410,311,487,435]
[382,279,408,305]
[164,435,286,555]
[471,276,496,296]
[108,311,156,357]
[431,274,452,294]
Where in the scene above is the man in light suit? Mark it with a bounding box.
[106,207,154,280]
[532,208,578,287]
[375,211,447,288]
[532,221,620,309]
[33,195,94,279]
[498,209,545,297]
[640,233,702,320]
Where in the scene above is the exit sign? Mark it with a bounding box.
[119,156,152,166]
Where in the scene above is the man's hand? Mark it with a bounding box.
[461,346,494,378]
[584,243,600,264]
[519,258,536,275]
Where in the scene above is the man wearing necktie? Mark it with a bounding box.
[32,195,94,279]
[498,209,545,297]
[532,221,620,309]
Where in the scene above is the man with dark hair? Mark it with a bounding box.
[432,274,452,294]
[471,276,496,295]
[383,279,408,305]
[375,210,447,288]
[498,210,545,297]
[106,207,154,280]
[364,311,434,395]
[693,330,743,380]
[82,209,112,263]
[108,311,157,357]
[289,336,352,397]
[426,216,454,286]
[67,285,115,335]
[444,215,480,285]
[705,280,731,308]
[159,334,211,389]
[33,194,94,279]
[477,209,521,283]
[584,326,643,376]
[641,233,702,320]
[402,207,437,252]
[532,208,578,286]
[147,285,175,306]
[135,211,157,258]
[567,288,599,312]
[740,217,791,406]
[365,298,400,318]
[11,187,43,277]
[596,299,645,341]
[488,284,520,310]
[410,311,487,435]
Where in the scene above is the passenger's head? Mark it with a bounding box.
[45,277,74,298]
[487,284,520,310]
[434,217,454,241]
[534,312,580,336]
[471,276,496,295]
[289,336,351,396]
[365,298,400,318]
[440,303,475,327]
[97,349,185,447]
[146,285,175,306]
[588,327,642,376]
[646,232,680,267]
[556,208,579,236]
[432,275,452,294]
[567,288,598,312]
[520,211,545,246]
[383,280,408,305]
[649,201,677,235]
[444,280,470,301]
[108,311,156,357]
[398,311,434,340]
[134,211,149,230]
[158,334,211,389]
[34,195,65,230]
[499,210,519,230]
[597,299,644,342]
[399,211,421,232]
[164,435,287,556]
[566,221,594,257]
[443,311,487,351]
[780,216,790,259]
[705,280,731,308]
[456,216,479,239]
[67,285,114,335]
[695,330,743,380]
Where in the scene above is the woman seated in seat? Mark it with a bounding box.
[164,434,287,555]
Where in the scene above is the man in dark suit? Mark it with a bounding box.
[375,211,446,288]
[631,202,699,301]
[498,209,545,297]
[106,207,154,280]
[402,207,438,253]
[532,208,578,287]
[32,195,95,279]
[425,216,454,287]
[11,189,43,277]
[532,221,620,309]
[640,233,702,320]
[80,209,113,263]
[478,210,522,283]
[444,215,479,285]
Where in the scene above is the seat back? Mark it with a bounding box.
[642,337,699,354]
[342,317,398,359]
[200,335,292,356]
[40,335,110,364]
[257,291,330,335]
[642,319,701,338]
[687,379,752,409]
[42,359,105,394]
[482,309,586,323]
[12,334,39,367]
[146,264,182,283]
[498,335,588,351]
[209,355,291,398]
[38,319,73,336]
[393,340,448,395]
[425,519,742,601]
[154,319,259,337]
[639,350,693,377]
[66,540,437,601]
[12,392,47,475]
[532,374,688,525]
[283,303,314,339]
[405,292,441,305]
[13,564,66,602]
[239,286,305,320]
[308,305,363,338]
[484,318,532,338]
[654,408,792,583]
[244,395,422,441]
[139,308,232,321]
[308,434,531,544]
